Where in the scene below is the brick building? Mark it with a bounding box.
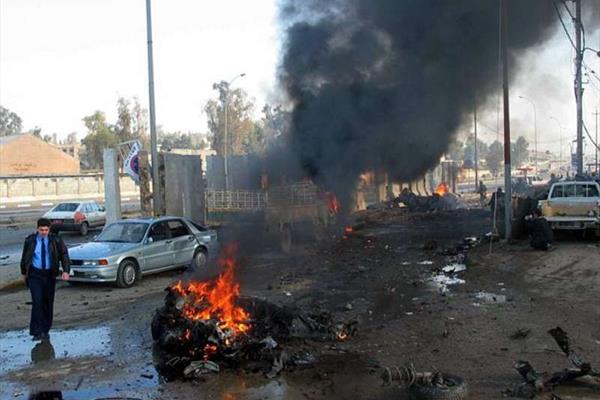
[0,134,80,176]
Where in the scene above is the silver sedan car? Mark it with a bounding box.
[67,217,219,288]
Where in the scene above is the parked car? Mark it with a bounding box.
[66,217,219,288]
[539,181,600,234]
[44,201,106,236]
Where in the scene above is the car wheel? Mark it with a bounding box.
[408,374,468,400]
[192,249,207,269]
[79,222,89,236]
[116,260,138,288]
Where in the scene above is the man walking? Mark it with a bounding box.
[20,218,70,341]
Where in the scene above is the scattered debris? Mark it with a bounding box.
[509,327,600,398]
[474,292,506,304]
[429,275,465,295]
[510,328,531,340]
[442,263,466,274]
[418,261,434,265]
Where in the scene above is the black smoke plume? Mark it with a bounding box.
[278,0,598,203]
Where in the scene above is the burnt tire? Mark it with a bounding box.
[281,224,292,253]
[116,259,138,288]
[79,222,89,236]
[408,374,467,400]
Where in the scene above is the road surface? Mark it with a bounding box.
[0,197,140,223]
[0,226,99,268]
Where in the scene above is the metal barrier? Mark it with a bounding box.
[205,189,266,211]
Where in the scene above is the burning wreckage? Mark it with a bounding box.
[151,244,357,380]
[392,184,459,212]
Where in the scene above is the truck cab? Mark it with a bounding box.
[539,181,600,232]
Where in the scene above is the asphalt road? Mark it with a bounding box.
[0,226,98,267]
[0,197,140,223]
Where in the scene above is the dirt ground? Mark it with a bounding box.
[1,205,599,400]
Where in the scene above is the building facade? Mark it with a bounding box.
[0,134,80,176]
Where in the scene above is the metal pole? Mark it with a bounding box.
[595,108,599,174]
[474,102,478,192]
[501,0,512,240]
[575,0,583,175]
[224,93,229,191]
[145,0,160,215]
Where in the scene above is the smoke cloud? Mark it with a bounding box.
[277,0,598,202]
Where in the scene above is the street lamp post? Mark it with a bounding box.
[549,116,564,164]
[519,96,538,175]
[223,73,246,191]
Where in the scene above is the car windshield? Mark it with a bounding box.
[52,203,79,212]
[95,222,148,243]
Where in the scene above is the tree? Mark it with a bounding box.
[447,139,465,161]
[204,81,257,155]
[81,111,117,169]
[115,98,133,143]
[485,141,504,177]
[115,97,148,145]
[0,106,23,136]
[463,135,489,168]
[511,136,529,167]
[159,131,207,150]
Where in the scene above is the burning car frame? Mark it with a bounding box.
[151,243,357,380]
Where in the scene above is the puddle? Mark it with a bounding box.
[219,378,305,400]
[0,327,111,375]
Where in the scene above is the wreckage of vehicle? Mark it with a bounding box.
[508,327,600,398]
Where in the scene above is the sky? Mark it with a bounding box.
[0,0,280,139]
[1,0,599,160]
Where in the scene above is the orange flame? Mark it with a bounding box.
[325,192,340,214]
[203,344,218,360]
[172,243,251,336]
[435,182,449,196]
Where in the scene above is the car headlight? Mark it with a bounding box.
[82,259,109,266]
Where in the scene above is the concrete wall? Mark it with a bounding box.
[160,153,205,223]
[0,174,139,203]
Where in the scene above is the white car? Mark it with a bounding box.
[43,200,106,236]
[539,181,600,232]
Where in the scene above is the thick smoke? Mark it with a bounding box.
[278,0,595,203]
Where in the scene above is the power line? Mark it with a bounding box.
[553,0,577,51]
[584,121,600,151]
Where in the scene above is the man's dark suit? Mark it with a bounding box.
[21,233,70,336]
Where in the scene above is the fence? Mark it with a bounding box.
[205,189,267,211]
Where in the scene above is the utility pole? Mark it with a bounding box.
[501,0,512,240]
[146,0,160,215]
[595,108,599,174]
[474,102,479,192]
[575,0,584,175]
